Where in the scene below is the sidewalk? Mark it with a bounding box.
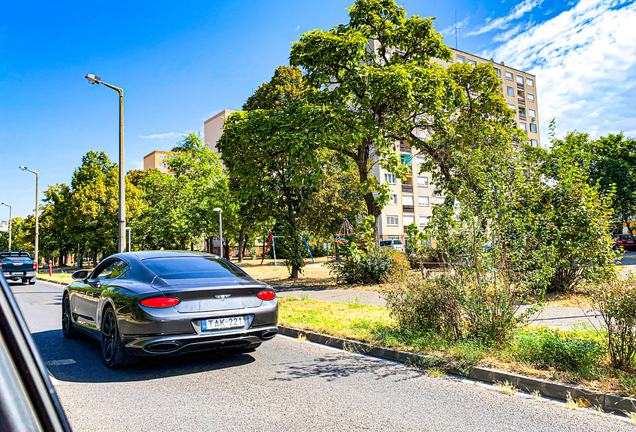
[277,287,603,331]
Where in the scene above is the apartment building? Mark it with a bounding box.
[204,109,235,152]
[143,150,173,174]
[375,48,540,242]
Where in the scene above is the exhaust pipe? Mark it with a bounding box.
[145,341,180,353]
[260,330,278,340]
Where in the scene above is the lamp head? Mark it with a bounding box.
[85,74,101,85]
[213,208,222,213]
[19,166,27,171]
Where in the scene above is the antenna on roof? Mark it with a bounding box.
[455,10,458,50]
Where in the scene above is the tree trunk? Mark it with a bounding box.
[238,228,244,263]
[243,235,249,258]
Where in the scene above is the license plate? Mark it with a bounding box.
[628,241,634,244]
[201,316,245,331]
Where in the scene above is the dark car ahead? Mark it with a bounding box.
[614,234,636,251]
[63,251,278,368]
[0,251,37,285]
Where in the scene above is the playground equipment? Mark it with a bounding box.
[260,232,315,266]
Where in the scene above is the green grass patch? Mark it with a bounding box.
[278,297,626,395]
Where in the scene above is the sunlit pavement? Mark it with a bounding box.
[10,280,633,432]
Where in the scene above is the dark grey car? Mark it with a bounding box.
[62,251,278,368]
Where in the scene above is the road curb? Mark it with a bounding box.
[37,277,69,287]
[277,325,636,415]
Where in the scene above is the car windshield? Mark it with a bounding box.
[393,240,403,245]
[143,257,249,280]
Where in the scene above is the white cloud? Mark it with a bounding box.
[481,0,636,143]
[467,0,544,36]
[129,159,143,170]
[440,16,470,37]
[139,132,179,139]
[295,25,300,31]
[492,21,532,42]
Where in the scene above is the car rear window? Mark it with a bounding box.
[1,257,29,261]
[142,257,249,280]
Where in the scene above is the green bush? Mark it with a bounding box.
[383,275,463,340]
[511,327,602,371]
[388,250,410,278]
[589,279,636,370]
[329,248,392,284]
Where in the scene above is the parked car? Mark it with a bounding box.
[379,239,404,252]
[0,251,37,284]
[614,234,636,251]
[63,251,279,368]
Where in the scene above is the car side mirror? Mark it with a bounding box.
[72,270,90,281]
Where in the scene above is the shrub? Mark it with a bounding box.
[328,248,392,284]
[388,250,410,278]
[383,275,463,340]
[588,279,636,370]
[511,327,602,371]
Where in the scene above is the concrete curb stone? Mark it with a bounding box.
[278,325,634,415]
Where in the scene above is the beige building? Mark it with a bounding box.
[204,110,235,152]
[143,150,173,174]
[376,48,540,241]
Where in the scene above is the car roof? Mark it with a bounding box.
[111,250,219,261]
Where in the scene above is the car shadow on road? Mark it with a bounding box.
[32,329,256,384]
[271,352,425,383]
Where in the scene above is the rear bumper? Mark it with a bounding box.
[2,271,36,280]
[121,325,279,356]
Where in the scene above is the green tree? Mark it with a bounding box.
[290,0,452,240]
[40,183,73,264]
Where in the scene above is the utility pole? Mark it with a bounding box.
[19,167,39,269]
[0,203,11,251]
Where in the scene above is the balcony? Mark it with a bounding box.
[517,82,524,90]
[402,184,413,193]
[400,143,411,152]
[519,114,527,121]
[518,97,525,106]
[403,205,414,213]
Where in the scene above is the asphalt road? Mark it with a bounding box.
[10,280,633,432]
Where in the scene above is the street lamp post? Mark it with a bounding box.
[18,167,39,269]
[126,227,132,252]
[213,208,223,259]
[0,203,11,251]
[85,74,126,253]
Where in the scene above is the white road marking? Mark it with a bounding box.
[45,359,76,366]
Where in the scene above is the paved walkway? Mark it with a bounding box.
[277,287,603,331]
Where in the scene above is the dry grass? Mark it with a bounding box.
[38,273,76,284]
[565,393,579,410]
[494,381,518,396]
[624,410,636,424]
[532,390,542,402]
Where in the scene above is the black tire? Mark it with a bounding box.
[233,343,261,353]
[101,306,135,369]
[62,294,78,339]
[29,278,36,285]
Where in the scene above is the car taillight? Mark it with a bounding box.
[33,261,37,270]
[257,290,276,301]
[139,297,180,308]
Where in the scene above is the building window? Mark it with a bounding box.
[385,173,396,184]
[516,75,524,84]
[418,195,429,206]
[417,176,428,187]
[493,67,501,78]
[529,108,536,118]
[527,77,534,87]
[528,93,535,102]
[402,194,414,206]
[505,71,513,80]
[507,103,516,112]
[520,122,527,132]
[387,215,399,226]
[400,154,412,166]
[416,156,425,166]
[158,154,166,159]
[456,55,465,63]
[435,196,445,205]
[507,86,515,96]
[468,59,476,66]
[403,215,415,226]
[519,107,526,116]
[389,194,397,205]
[530,123,537,133]
[158,163,167,169]
[531,139,538,147]
[419,216,430,226]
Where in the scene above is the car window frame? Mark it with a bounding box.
[90,258,130,281]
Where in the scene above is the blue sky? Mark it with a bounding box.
[1,0,635,218]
